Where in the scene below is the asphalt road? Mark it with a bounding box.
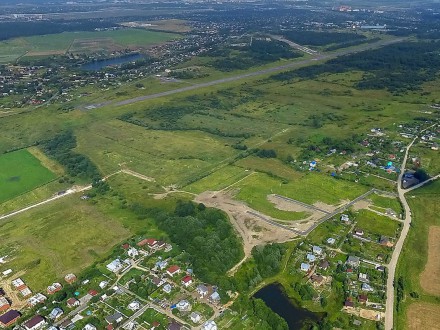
[83,37,406,110]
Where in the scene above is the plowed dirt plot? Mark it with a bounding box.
[420,226,440,296]
[407,302,440,330]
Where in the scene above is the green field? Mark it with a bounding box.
[0,29,179,63]
[0,149,56,204]
[355,209,401,238]
[395,181,440,329]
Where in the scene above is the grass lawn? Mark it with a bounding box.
[369,193,403,215]
[235,171,369,206]
[395,181,440,330]
[0,149,57,204]
[184,165,250,194]
[307,218,351,246]
[0,193,155,290]
[355,209,401,238]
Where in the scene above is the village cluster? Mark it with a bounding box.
[0,238,224,330]
[291,209,401,325]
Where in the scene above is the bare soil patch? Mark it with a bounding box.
[407,302,440,330]
[195,191,297,260]
[351,199,371,211]
[420,226,440,296]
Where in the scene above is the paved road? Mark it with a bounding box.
[384,123,438,330]
[83,38,406,110]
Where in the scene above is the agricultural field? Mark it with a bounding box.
[0,149,57,203]
[395,181,440,330]
[0,29,179,63]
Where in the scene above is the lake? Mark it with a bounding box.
[81,53,144,71]
[253,283,324,329]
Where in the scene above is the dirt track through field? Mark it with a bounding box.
[420,226,440,296]
[406,302,440,330]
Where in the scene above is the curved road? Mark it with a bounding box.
[84,38,406,110]
[384,123,438,330]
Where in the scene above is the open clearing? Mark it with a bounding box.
[406,302,440,330]
[419,226,440,296]
[195,190,298,259]
[0,194,131,290]
[0,149,56,203]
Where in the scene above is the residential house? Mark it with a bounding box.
[23,315,46,330]
[358,294,368,304]
[0,310,20,327]
[306,254,316,262]
[310,274,324,286]
[27,293,47,307]
[105,312,123,324]
[344,300,354,309]
[88,290,98,297]
[379,236,394,247]
[354,228,364,236]
[99,281,108,289]
[47,283,62,295]
[361,283,374,292]
[156,260,168,270]
[137,238,157,249]
[181,275,193,287]
[176,300,190,312]
[346,256,360,268]
[11,278,26,291]
[49,308,63,320]
[64,274,77,284]
[106,259,123,273]
[358,273,369,283]
[0,297,10,311]
[60,319,73,329]
[151,277,164,287]
[128,301,140,311]
[166,265,181,277]
[319,260,330,270]
[67,298,79,308]
[83,324,97,330]
[209,292,220,304]
[190,312,201,324]
[301,263,311,272]
[312,246,323,255]
[196,284,209,298]
[341,214,350,222]
[163,284,172,294]
[202,320,218,330]
[326,238,336,245]
[127,247,139,258]
[167,321,182,330]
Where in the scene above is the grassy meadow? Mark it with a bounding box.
[0,149,57,204]
[395,181,440,330]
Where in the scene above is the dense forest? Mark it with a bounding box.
[0,20,116,41]
[282,30,366,46]
[131,201,243,285]
[41,131,104,184]
[208,39,302,72]
[273,41,440,92]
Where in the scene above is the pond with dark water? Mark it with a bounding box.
[253,283,325,329]
[81,53,144,71]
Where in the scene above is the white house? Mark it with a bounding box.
[306,254,316,262]
[312,246,323,255]
[83,324,97,330]
[99,281,108,289]
[49,308,63,320]
[202,320,218,330]
[341,214,350,222]
[327,238,336,245]
[181,275,193,287]
[209,292,220,303]
[190,312,201,324]
[106,259,123,273]
[128,301,140,311]
[163,284,172,294]
[176,300,191,312]
[196,285,208,298]
[301,263,310,272]
[127,247,139,258]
